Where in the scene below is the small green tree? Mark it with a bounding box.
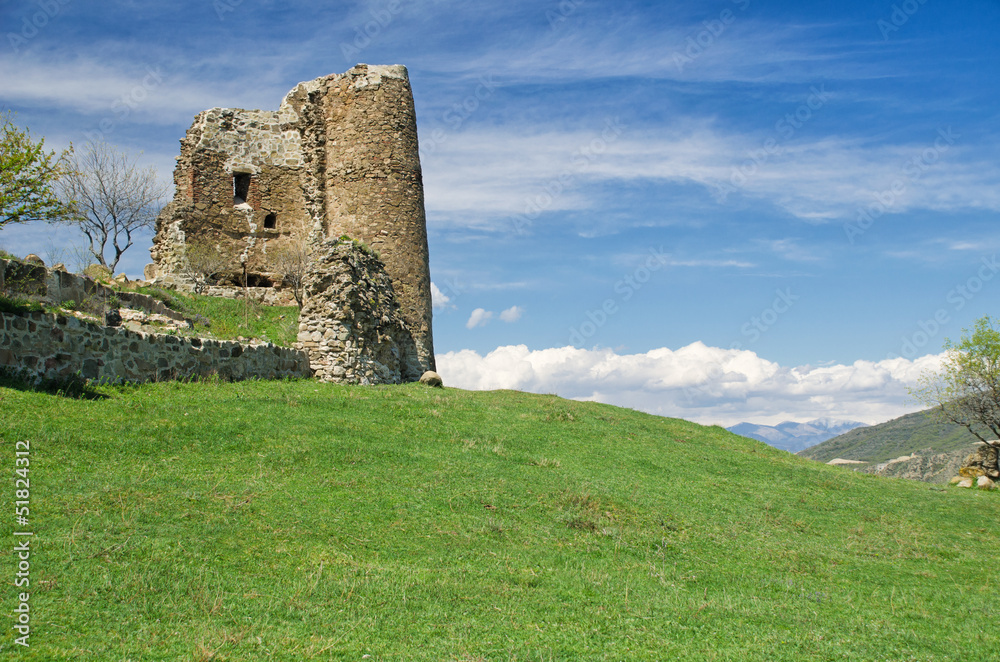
[0,111,72,228]
[911,315,1000,443]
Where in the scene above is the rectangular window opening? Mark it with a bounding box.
[233,173,251,205]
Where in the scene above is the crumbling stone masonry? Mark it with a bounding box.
[0,258,310,384]
[298,239,420,384]
[151,64,435,378]
[0,309,310,385]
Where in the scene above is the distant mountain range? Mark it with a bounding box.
[727,419,870,453]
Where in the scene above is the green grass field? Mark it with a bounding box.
[1,376,997,660]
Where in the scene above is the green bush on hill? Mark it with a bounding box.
[801,409,978,464]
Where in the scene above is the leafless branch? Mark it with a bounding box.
[58,141,168,273]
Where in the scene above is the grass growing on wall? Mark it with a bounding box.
[134,287,299,347]
[1,378,998,660]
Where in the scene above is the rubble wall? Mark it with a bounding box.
[0,310,311,385]
[297,240,421,384]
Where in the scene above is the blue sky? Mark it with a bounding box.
[2,0,999,426]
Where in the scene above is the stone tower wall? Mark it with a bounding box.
[150,107,313,285]
[280,65,435,371]
[151,64,435,376]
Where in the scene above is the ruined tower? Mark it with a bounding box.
[150,64,435,375]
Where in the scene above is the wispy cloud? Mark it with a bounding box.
[418,11,892,86]
[422,125,1000,230]
[0,54,291,124]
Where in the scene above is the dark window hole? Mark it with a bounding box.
[233,173,251,205]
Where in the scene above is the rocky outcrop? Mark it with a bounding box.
[296,239,420,385]
[825,447,974,484]
[863,449,972,484]
[951,440,1000,489]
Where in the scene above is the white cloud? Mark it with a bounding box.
[499,306,524,323]
[430,282,452,310]
[422,15,880,87]
[0,51,304,127]
[436,343,946,427]
[465,308,494,329]
[421,123,1000,230]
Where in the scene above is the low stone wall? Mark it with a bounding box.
[1,257,190,323]
[201,284,297,307]
[1,309,310,384]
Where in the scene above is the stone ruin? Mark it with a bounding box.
[951,440,1000,490]
[149,64,435,383]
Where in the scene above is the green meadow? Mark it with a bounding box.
[1,376,996,660]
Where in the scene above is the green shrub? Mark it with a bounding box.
[0,293,43,313]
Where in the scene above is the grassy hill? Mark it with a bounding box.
[799,409,978,465]
[2,376,998,660]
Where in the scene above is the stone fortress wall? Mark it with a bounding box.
[150,64,435,380]
[1,309,309,385]
[0,258,310,384]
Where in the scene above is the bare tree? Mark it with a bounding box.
[58,141,168,272]
[270,235,311,308]
[183,240,236,294]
